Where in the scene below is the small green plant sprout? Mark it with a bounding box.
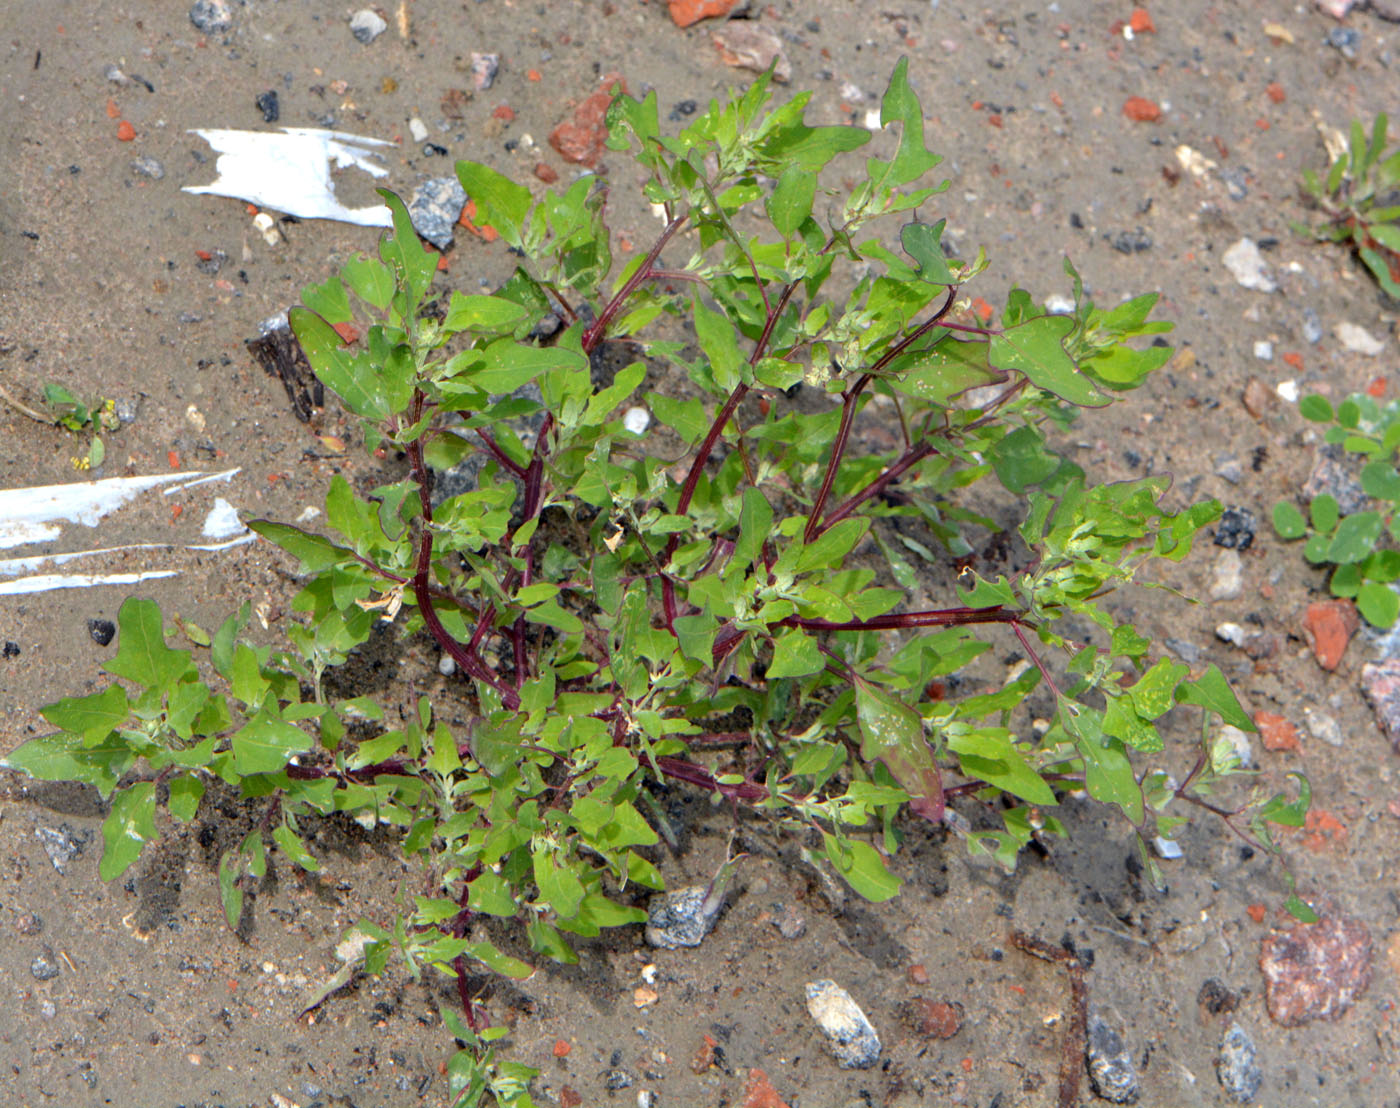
[42,381,120,470]
[1273,389,1400,628]
[1297,113,1400,298]
[5,61,1316,1100]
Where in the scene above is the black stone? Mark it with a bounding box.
[255,89,279,122]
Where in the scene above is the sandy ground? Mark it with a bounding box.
[2,1,1400,1105]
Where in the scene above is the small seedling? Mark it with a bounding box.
[1296,113,1400,298]
[1274,389,1400,627]
[43,382,119,470]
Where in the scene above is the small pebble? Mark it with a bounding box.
[1214,455,1244,484]
[349,9,388,43]
[35,825,87,873]
[1086,1012,1141,1104]
[1217,1022,1262,1102]
[1216,622,1247,647]
[30,948,61,982]
[15,912,43,936]
[188,0,233,34]
[1209,548,1244,601]
[1334,321,1387,356]
[1301,308,1323,344]
[773,904,806,939]
[1276,379,1299,403]
[1326,26,1361,59]
[1252,340,1273,361]
[805,980,881,1069]
[470,52,501,92]
[646,886,724,949]
[88,618,116,646]
[1220,167,1249,201]
[1214,506,1256,551]
[1258,901,1372,1026]
[255,89,279,123]
[1303,707,1344,748]
[1110,229,1153,254]
[438,654,457,676]
[1223,238,1277,293]
[408,116,430,143]
[622,406,651,435]
[1154,835,1184,860]
[130,155,165,180]
[1043,293,1075,315]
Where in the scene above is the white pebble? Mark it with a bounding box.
[1208,548,1243,601]
[1222,238,1277,293]
[805,980,881,1069]
[623,406,651,435]
[1215,724,1256,770]
[1154,836,1184,860]
[252,211,281,246]
[1276,379,1299,403]
[438,654,457,676]
[1252,340,1273,361]
[349,8,387,43]
[408,117,429,143]
[1215,622,1247,647]
[1334,321,1387,357]
[1044,294,1075,315]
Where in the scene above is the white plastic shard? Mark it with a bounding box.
[0,471,216,550]
[183,127,396,226]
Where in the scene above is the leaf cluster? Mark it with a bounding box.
[1274,390,1400,627]
[1297,113,1400,298]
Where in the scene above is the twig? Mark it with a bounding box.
[1009,930,1087,1108]
[0,382,53,424]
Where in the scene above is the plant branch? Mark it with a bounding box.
[583,215,687,351]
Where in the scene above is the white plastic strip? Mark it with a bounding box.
[0,571,180,597]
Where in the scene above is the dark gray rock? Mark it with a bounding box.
[1216,1022,1262,1102]
[1086,1011,1140,1103]
[30,947,60,981]
[35,824,89,874]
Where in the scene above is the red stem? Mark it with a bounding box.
[583,216,687,351]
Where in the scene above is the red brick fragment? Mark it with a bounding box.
[1129,8,1156,33]
[1302,599,1358,671]
[1266,81,1286,103]
[1122,96,1161,122]
[743,1068,790,1108]
[533,162,559,184]
[668,0,741,27]
[1254,711,1300,752]
[116,120,136,141]
[911,998,964,1039]
[549,73,626,167]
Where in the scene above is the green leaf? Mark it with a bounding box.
[869,56,941,190]
[1299,394,1335,422]
[289,308,390,421]
[1310,494,1340,534]
[1062,708,1143,823]
[692,294,745,391]
[377,189,437,302]
[218,849,245,929]
[272,823,321,872]
[991,314,1108,407]
[768,630,825,679]
[456,160,533,250]
[766,165,816,237]
[249,520,354,574]
[1102,696,1163,753]
[40,684,129,745]
[821,832,902,902]
[168,775,205,822]
[443,293,530,333]
[99,782,157,881]
[0,732,132,797]
[462,940,533,980]
[106,597,193,696]
[468,872,519,917]
[900,221,955,285]
[989,424,1060,494]
[1128,657,1189,720]
[946,728,1055,804]
[853,675,944,822]
[1272,501,1306,540]
[341,254,396,310]
[1361,461,1400,501]
[1174,664,1254,731]
[533,851,585,919]
[1328,511,1383,563]
[472,338,588,395]
[732,487,773,573]
[1357,581,1399,627]
[302,275,351,324]
[232,709,313,775]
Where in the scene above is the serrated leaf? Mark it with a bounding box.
[99,782,157,881]
[991,314,1108,407]
[1175,664,1254,731]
